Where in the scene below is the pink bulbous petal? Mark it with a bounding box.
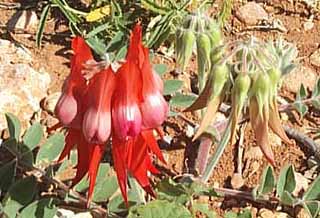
[96,111,112,143]
[55,93,78,125]
[141,92,168,129]
[83,108,99,143]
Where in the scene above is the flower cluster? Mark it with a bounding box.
[54,23,168,205]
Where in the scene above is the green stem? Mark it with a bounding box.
[201,121,231,183]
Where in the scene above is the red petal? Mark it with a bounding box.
[112,137,128,205]
[141,130,165,163]
[57,129,81,162]
[87,144,105,206]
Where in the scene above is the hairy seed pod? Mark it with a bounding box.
[207,20,222,48]
[211,63,229,97]
[268,67,281,97]
[177,29,196,71]
[251,73,270,117]
[230,73,251,145]
[196,33,211,90]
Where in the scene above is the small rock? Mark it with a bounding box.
[303,20,314,31]
[282,65,317,93]
[231,173,245,189]
[296,208,310,218]
[292,172,309,196]
[54,209,75,218]
[42,92,61,114]
[186,124,195,138]
[259,208,275,218]
[275,212,291,218]
[236,2,269,25]
[0,39,51,130]
[310,48,320,67]
[269,131,282,147]
[73,212,93,218]
[7,10,38,33]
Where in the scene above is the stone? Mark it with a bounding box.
[73,212,93,218]
[310,48,320,67]
[282,65,317,93]
[7,10,38,33]
[259,208,275,218]
[54,209,75,218]
[236,2,269,25]
[275,212,291,218]
[0,39,51,130]
[292,172,309,196]
[231,173,245,189]
[303,20,314,31]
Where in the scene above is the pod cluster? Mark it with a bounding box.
[175,14,223,90]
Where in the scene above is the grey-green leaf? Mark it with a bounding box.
[192,203,216,218]
[276,165,296,198]
[164,80,184,95]
[19,198,57,218]
[170,93,197,108]
[0,160,17,192]
[303,174,320,201]
[303,201,320,218]
[127,200,192,218]
[258,165,275,195]
[3,176,37,217]
[5,113,21,141]
[23,122,43,150]
[154,64,168,76]
[280,191,296,206]
[36,133,65,164]
[312,78,320,98]
[36,4,50,47]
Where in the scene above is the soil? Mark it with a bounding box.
[1,0,320,217]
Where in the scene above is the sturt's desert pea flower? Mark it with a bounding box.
[55,37,93,128]
[54,23,168,206]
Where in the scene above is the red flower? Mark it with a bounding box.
[82,67,116,144]
[54,23,168,207]
[55,37,92,128]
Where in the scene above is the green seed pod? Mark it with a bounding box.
[177,29,196,71]
[210,46,224,65]
[234,74,251,100]
[196,33,211,90]
[207,19,222,47]
[211,63,229,97]
[251,73,270,116]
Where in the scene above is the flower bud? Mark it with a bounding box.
[211,63,229,97]
[177,29,196,71]
[196,33,211,89]
[207,19,222,47]
[268,67,281,96]
[251,73,270,117]
[230,74,251,144]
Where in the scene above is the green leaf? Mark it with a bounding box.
[3,176,37,217]
[238,209,252,218]
[280,191,296,206]
[303,174,320,201]
[5,113,21,141]
[23,122,43,151]
[170,93,197,108]
[156,178,189,204]
[164,80,183,95]
[86,23,110,38]
[128,200,192,218]
[303,201,320,218]
[224,211,237,218]
[312,99,320,109]
[258,165,275,195]
[276,165,296,198]
[293,102,308,118]
[154,64,168,76]
[192,203,216,218]
[108,190,140,215]
[51,0,80,24]
[141,0,170,15]
[105,31,125,52]
[86,36,107,57]
[36,133,65,164]
[36,4,50,47]
[19,198,57,218]
[312,78,320,97]
[0,160,17,192]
